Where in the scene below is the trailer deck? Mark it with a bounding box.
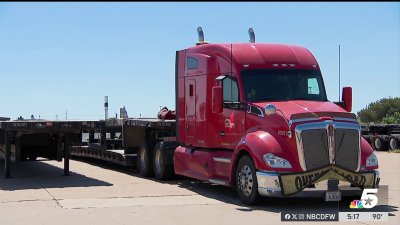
[70,146,136,167]
[69,118,176,168]
[0,120,103,178]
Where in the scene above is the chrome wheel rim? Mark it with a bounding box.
[375,138,381,149]
[238,165,253,197]
[140,147,146,171]
[390,139,397,150]
[155,149,162,174]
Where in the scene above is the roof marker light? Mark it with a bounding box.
[289,64,295,67]
[273,64,279,67]
[243,64,249,67]
[312,65,317,68]
[281,64,287,67]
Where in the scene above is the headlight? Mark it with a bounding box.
[263,153,292,168]
[366,152,378,167]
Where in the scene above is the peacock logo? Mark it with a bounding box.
[349,200,363,209]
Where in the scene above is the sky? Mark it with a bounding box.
[0,2,399,120]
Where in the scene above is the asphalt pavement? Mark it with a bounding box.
[0,151,398,225]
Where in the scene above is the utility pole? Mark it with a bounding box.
[104,96,109,121]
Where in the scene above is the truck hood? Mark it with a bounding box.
[253,100,351,120]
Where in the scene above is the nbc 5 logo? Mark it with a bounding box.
[361,189,378,209]
[350,189,378,209]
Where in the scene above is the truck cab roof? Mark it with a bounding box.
[185,43,319,70]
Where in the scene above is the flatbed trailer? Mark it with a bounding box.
[0,120,102,178]
[361,124,400,151]
[70,118,177,170]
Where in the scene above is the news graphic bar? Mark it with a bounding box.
[281,186,389,222]
[339,212,388,222]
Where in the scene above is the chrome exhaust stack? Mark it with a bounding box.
[196,26,208,45]
[248,28,255,43]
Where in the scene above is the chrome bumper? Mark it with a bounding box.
[256,170,380,198]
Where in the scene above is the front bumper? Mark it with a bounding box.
[256,169,380,198]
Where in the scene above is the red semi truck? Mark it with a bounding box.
[161,28,380,204]
[0,27,381,205]
[71,27,380,205]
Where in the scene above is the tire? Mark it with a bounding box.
[374,138,387,151]
[235,155,260,205]
[389,138,398,150]
[153,142,174,180]
[137,141,155,177]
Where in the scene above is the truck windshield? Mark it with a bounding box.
[241,69,328,102]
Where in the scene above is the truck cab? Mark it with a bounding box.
[173,28,380,205]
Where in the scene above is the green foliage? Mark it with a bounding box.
[357,97,400,124]
[382,111,400,124]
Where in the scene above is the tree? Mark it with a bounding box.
[357,97,400,124]
[382,111,400,124]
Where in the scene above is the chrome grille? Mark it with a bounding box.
[334,129,359,171]
[295,121,361,171]
[301,129,330,170]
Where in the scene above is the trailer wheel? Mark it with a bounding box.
[235,155,260,205]
[153,142,174,180]
[389,138,398,150]
[374,138,387,151]
[137,141,155,177]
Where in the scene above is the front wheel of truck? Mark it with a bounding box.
[236,155,260,205]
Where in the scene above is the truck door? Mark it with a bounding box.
[217,76,246,149]
[185,79,196,143]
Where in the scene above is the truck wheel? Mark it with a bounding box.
[137,141,155,177]
[374,138,387,151]
[389,138,398,150]
[236,155,260,205]
[153,142,174,180]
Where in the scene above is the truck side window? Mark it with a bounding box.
[187,57,198,70]
[223,77,239,103]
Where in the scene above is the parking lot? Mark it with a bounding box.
[0,151,399,225]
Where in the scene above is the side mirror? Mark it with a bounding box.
[212,86,223,113]
[342,87,352,112]
[265,104,277,116]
